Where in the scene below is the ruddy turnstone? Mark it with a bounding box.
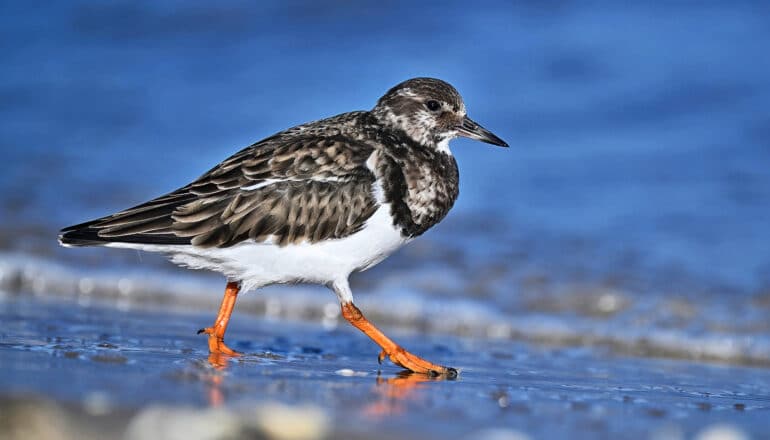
[59,77,507,377]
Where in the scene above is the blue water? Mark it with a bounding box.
[2,296,768,440]
[2,2,770,364]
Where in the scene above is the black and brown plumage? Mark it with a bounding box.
[59,77,508,377]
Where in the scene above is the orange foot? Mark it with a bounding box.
[341,301,458,378]
[378,347,458,378]
[197,327,241,356]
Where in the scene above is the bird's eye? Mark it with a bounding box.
[425,100,441,112]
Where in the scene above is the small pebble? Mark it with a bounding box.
[473,428,531,440]
[83,391,112,416]
[125,406,240,440]
[335,368,367,377]
[251,403,329,440]
[695,424,749,440]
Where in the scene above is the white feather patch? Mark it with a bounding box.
[241,176,347,191]
[104,203,407,292]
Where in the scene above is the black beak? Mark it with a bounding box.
[456,116,508,147]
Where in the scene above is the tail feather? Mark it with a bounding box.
[58,191,198,247]
[58,220,190,247]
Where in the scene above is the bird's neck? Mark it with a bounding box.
[368,108,450,156]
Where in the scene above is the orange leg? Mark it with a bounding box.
[341,302,457,378]
[198,281,241,357]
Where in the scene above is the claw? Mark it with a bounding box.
[382,346,456,378]
[198,326,241,356]
[207,336,241,357]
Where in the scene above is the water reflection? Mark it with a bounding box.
[201,349,453,415]
[204,352,237,407]
[364,371,454,417]
[207,351,236,370]
[206,373,226,407]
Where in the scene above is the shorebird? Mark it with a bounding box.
[59,77,507,377]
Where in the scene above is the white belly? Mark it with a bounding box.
[106,203,408,291]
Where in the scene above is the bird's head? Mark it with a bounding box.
[372,77,508,152]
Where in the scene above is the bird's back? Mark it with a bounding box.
[59,111,380,249]
[59,110,459,251]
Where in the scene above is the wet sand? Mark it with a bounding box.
[2,295,767,439]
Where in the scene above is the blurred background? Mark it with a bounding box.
[2,1,770,365]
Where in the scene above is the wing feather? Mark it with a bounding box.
[59,124,380,249]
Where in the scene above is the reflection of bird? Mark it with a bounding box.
[59,78,507,377]
[364,372,438,417]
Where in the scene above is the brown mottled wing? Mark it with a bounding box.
[59,133,379,248]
